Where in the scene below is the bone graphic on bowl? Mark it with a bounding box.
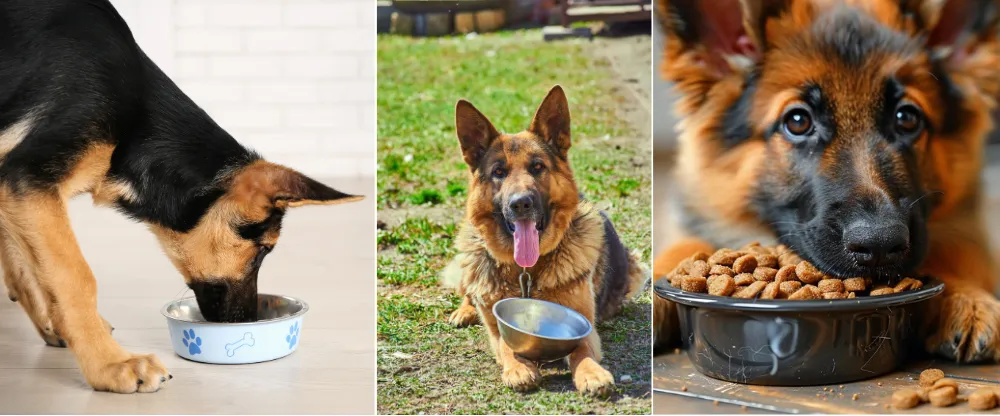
[224,332,255,357]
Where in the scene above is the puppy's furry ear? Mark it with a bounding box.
[456,100,500,171]
[528,85,571,159]
[904,0,1000,96]
[231,161,363,209]
[658,0,798,115]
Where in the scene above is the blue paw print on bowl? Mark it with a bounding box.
[286,322,299,349]
[182,329,202,355]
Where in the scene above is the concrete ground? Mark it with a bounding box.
[0,178,374,414]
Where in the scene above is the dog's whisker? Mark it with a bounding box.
[908,190,943,211]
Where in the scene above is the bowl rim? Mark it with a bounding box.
[654,277,944,312]
[160,293,309,325]
[492,297,593,341]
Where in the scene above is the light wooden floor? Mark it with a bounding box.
[0,177,374,414]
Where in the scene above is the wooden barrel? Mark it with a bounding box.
[391,8,506,36]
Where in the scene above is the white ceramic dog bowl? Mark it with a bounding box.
[161,294,308,364]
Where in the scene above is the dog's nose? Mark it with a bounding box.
[843,221,909,267]
[507,193,536,217]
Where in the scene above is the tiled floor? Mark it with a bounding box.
[0,178,374,414]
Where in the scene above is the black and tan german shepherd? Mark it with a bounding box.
[442,86,648,396]
[0,0,361,393]
[653,0,1000,363]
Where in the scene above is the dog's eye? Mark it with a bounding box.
[492,167,507,178]
[782,109,813,138]
[894,105,924,138]
[530,162,545,174]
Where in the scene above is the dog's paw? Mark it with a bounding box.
[573,358,614,397]
[502,361,540,392]
[447,304,479,327]
[83,354,172,393]
[41,325,65,348]
[925,290,1000,363]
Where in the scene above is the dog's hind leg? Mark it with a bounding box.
[652,238,715,352]
[0,190,169,393]
[0,226,65,347]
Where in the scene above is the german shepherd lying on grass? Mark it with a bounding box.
[0,0,361,393]
[653,0,1000,363]
[442,86,647,396]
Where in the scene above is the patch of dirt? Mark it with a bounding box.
[378,204,458,228]
[591,28,652,142]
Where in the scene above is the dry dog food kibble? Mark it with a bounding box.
[969,389,999,411]
[928,386,957,407]
[667,243,925,300]
[892,368,1000,411]
[919,369,945,388]
[892,389,923,409]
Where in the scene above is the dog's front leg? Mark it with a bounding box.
[559,284,614,397]
[568,332,614,397]
[0,191,169,392]
[920,226,1000,363]
[479,308,540,391]
[652,238,715,351]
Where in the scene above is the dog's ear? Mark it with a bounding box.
[456,99,500,171]
[904,0,1000,96]
[231,161,363,210]
[658,0,786,74]
[528,85,571,158]
[658,0,798,113]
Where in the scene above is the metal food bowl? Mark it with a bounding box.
[493,297,593,362]
[655,278,944,386]
[161,294,308,364]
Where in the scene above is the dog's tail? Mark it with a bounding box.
[626,249,652,301]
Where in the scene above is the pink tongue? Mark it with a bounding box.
[512,220,539,268]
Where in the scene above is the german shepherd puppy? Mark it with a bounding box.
[0,0,361,393]
[443,86,647,396]
[653,0,1000,363]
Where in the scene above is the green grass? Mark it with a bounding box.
[377,29,651,415]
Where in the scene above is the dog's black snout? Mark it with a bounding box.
[507,193,537,218]
[843,221,909,267]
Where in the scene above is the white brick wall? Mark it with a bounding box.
[111,0,374,178]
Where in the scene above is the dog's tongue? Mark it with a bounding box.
[512,220,539,268]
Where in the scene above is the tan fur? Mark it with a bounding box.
[0,112,37,158]
[0,189,170,392]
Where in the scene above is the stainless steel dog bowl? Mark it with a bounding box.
[655,278,944,385]
[162,294,309,364]
[493,298,593,362]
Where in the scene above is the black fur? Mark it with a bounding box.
[0,0,259,232]
[720,72,759,148]
[474,136,562,184]
[595,211,630,320]
[188,247,270,323]
[238,208,286,243]
[812,5,917,68]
